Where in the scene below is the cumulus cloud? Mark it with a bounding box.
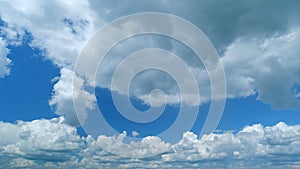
[0,0,299,124]
[0,0,100,68]
[0,117,84,164]
[0,1,299,168]
[0,0,101,126]
[1,118,300,168]
[71,0,300,109]
[49,68,96,126]
[222,28,300,109]
[166,122,300,161]
[95,131,171,158]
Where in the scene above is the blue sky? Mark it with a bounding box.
[0,39,59,122]
[1,36,298,136]
[0,0,300,168]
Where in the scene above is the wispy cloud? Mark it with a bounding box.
[0,37,11,78]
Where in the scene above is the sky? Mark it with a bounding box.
[0,0,300,168]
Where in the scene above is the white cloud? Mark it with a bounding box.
[162,122,300,165]
[0,24,25,46]
[0,1,299,168]
[131,130,139,137]
[1,118,300,168]
[0,0,101,126]
[9,158,36,168]
[222,28,300,109]
[0,117,84,163]
[0,0,207,110]
[95,131,171,158]
[0,37,11,78]
[0,0,100,69]
[49,68,96,126]
[0,17,26,78]
[0,117,300,168]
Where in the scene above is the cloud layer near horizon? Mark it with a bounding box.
[0,117,300,168]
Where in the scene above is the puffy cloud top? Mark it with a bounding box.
[1,118,300,168]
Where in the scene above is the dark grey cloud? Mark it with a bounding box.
[165,0,300,54]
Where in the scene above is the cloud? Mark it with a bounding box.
[0,1,299,168]
[0,0,100,68]
[0,117,84,164]
[95,131,171,158]
[166,0,300,53]
[222,28,300,109]
[0,16,26,78]
[1,118,300,168]
[131,131,139,137]
[165,122,300,162]
[49,68,96,126]
[0,0,300,126]
[0,37,11,78]
[0,0,101,126]
[74,0,300,109]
